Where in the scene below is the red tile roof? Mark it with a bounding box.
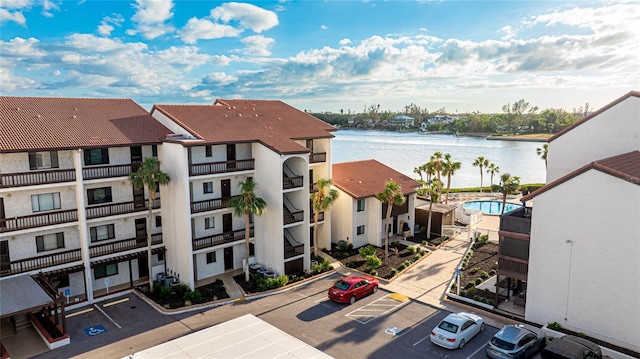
[521,151,640,201]
[0,96,171,153]
[151,99,336,154]
[549,91,640,142]
[332,159,421,199]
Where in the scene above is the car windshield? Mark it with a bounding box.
[491,337,516,351]
[437,321,459,334]
[333,281,350,291]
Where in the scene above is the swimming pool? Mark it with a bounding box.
[463,200,521,215]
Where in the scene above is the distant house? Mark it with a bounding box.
[389,115,415,127]
[331,160,421,249]
[513,91,640,353]
[425,115,458,125]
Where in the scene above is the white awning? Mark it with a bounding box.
[0,274,53,318]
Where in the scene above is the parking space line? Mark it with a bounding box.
[345,295,409,325]
[93,304,121,329]
[413,335,430,346]
[66,308,94,318]
[466,340,489,359]
[314,297,330,303]
[103,297,129,307]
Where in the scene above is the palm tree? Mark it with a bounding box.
[423,161,436,185]
[536,143,548,167]
[472,156,489,194]
[310,178,339,257]
[487,163,500,193]
[499,173,521,214]
[129,157,170,294]
[375,180,406,263]
[229,178,267,282]
[430,151,444,198]
[425,179,441,239]
[442,154,461,204]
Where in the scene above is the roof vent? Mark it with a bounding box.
[37,114,41,118]
[74,108,78,111]
[16,107,20,111]
[73,115,77,119]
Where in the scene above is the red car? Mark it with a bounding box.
[327,275,379,304]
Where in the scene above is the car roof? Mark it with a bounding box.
[442,313,474,326]
[546,336,601,356]
[340,276,370,284]
[494,325,534,343]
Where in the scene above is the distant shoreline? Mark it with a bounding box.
[335,128,552,142]
[486,134,551,142]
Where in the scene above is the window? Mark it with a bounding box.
[94,263,118,279]
[203,182,213,194]
[48,274,70,289]
[36,232,64,252]
[206,251,216,264]
[205,145,212,157]
[357,199,365,212]
[306,139,313,150]
[87,187,112,205]
[90,224,115,242]
[357,225,365,235]
[29,151,59,170]
[155,216,162,227]
[83,148,109,166]
[205,217,215,229]
[31,193,61,212]
[157,251,164,261]
[152,145,158,157]
[249,243,255,256]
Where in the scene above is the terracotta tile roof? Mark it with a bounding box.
[549,91,640,142]
[521,150,640,201]
[151,99,336,154]
[1,96,171,153]
[332,159,421,199]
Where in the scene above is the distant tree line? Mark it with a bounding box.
[310,100,591,135]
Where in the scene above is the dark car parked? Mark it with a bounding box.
[541,335,602,359]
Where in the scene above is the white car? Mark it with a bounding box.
[430,312,484,349]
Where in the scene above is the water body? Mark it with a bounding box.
[331,129,546,188]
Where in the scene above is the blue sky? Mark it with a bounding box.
[2,1,639,114]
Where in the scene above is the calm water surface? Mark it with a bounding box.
[331,130,546,188]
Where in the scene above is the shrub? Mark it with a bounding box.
[337,241,348,251]
[473,295,481,301]
[470,267,480,274]
[346,261,357,268]
[481,271,489,279]
[487,299,495,306]
[467,287,477,297]
[403,260,412,267]
[547,322,562,331]
[347,243,354,250]
[365,254,382,270]
[369,269,378,276]
[479,297,488,304]
[420,250,427,256]
[459,290,467,297]
[478,234,489,244]
[390,268,398,277]
[414,254,421,261]
[359,245,377,257]
[451,282,457,290]
[422,240,428,246]
[184,289,203,304]
[399,263,407,270]
[407,246,416,254]
[489,269,497,276]
[475,277,483,285]
[465,281,475,289]
[419,227,426,234]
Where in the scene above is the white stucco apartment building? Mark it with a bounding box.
[150,99,336,289]
[522,91,640,353]
[331,159,421,249]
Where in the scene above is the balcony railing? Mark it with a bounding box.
[89,233,163,258]
[309,152,326,163]
[83,163,140,180]
[500,213,531,235]
[0,248,82,277]
[283,175,304,190]
[309,182,318,193]
[192,227,254,251]
[0,209,78,233]
[283,209,304,225]
[191,197,230,214]
[310,211,325,223]
[189,159,255,176]
[498,256,529,280]
[86,199,160,219]
[0,169,76,188]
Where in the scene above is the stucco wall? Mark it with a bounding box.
[525,170,640,352]
[330,188,355,247]
[547,96,640,183]
[0,150,75,173]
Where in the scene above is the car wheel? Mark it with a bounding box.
[458,339,465,349]
[372,285,378,293]
[349,296,356,304]
[480,323,485,332]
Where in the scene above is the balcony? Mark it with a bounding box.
[310,211,325,223]
[283,175,303,190]
[0,169,76,188]
[498,256,529,280]
[0,248,82,277]
[189,159,254,176]
[83,163,140,181]
[283,209,304,225]
[309,152,326,164]
[500,207,532,235]
[0,209,78,233]
[309,182,318,193]
[86,199,160,219]
[89,233,163,258]
[191,197,230,214]
[192,227,254,251]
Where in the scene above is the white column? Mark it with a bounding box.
[73,149,93,303]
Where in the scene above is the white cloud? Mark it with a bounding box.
[498,25,517,40]
[321,24,327,30]
[0,69,37,91]
[1,0,31,9]
[202,72,237,85]
[210,2,278,32]
[0,37,45,57]
[98,14,124,37]
[128,0,175,40]
[339,38,351,46]
[178,17,242,44]
[240,35,274,56]
[41,0,59,18]
[0,8,26,25]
